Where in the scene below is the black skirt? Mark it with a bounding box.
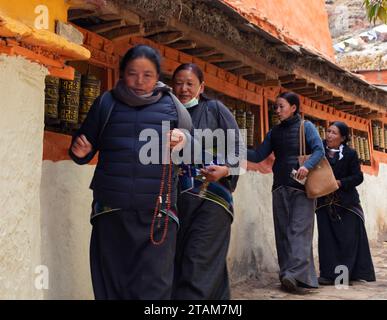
[316,204,376,282]
[90,209,178,300]
[173,193,232,300]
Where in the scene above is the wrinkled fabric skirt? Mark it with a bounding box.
[272,186,318,288]
[90,209,177,300]
[173,193,232,300]
[316,204,376,282]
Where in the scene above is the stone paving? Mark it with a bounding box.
[231,242,387,300]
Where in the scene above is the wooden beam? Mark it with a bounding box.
[68,9,96,21]
[148,31,184,45]
[184,47,217,57]
[201,54,226,63]
[315,93,333,102]
[169,40,197,50]
[262,79,281,87]
[244,73,266,82]
[168,18,282,78]
[233,67,255,76]
[295,87,317,95]
[88,20,125,34]
[294,66,385,113]
[100,25,143,40]
[143,21,169,37]
[215,61,244,71]
[283,79,308,90]
[279,74,296,84]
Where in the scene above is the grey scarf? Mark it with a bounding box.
[112,79,171,107]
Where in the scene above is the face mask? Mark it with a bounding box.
[183,85,202,108]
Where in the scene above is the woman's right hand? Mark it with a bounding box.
[71,134,93,158]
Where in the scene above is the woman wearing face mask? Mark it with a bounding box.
[171,63,245,300]
[316,122,375,285]
[69,45,192,300]
[247,92,324,293]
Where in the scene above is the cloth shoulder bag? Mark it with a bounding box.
[298,120,339,199]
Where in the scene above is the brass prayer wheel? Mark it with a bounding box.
[372,123,380,148]
[378,126,385,150]
[363,137,371,163]
[246,111,255,147]
[358,136,365,162]
[44,76,60,121]
[59,71,81,125]
[355,135,362,161]
[79,74,101,124]
[347,134,353,149]
[385,127,387,153]
[236,109,247,144]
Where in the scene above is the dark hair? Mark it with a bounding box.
[277,92,300,114]
[120,44,161,75]
[331,121,349,145]
[172,63,204,83]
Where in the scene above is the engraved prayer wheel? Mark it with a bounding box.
[246,111,255,147]
[79,74,101,124]
[363,137,371,164]
[355,135,362,160]
[378,126,385,150]
[59,71,81,125]
[347,134,354,150]
[372,123,380,149]
[358,135,365,163]
[236,109,247,144]
[44,76,60,122]
[385,127,387,153]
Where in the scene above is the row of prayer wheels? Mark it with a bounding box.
[372,122,387,152]
[348,133,371,165]
[44,71,101,131]
[228,108,256,147]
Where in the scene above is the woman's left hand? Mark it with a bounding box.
[200,165,230,182]
[168,129,187,150]
[296,166,309,180]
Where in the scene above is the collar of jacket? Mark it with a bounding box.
[279,113,301,127]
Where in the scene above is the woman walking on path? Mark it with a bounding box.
[316,121,376,286]
[247,92,324,293]
[69,45,191,300]
[172,63,245,300]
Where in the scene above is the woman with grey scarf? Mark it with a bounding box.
[69,45,192,299]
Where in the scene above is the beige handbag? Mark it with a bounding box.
[298,120,339,199]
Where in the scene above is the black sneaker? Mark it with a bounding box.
[281,276,298,293]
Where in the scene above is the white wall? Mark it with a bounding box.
[36,160,387,298]
[40,160,94,299]
[0,55,47,299]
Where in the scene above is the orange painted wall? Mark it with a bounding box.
[357,70,387,85]
[221,0,335,60]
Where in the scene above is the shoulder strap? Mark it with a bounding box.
[299,120,307,156]
[98,91,116,144]
[166,91,193,131]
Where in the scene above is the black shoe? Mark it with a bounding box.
[318,277,334,286]
[281,276,298,293]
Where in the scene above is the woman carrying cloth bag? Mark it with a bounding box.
[247,92,324,293]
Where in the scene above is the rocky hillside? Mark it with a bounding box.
[326,0,387,71]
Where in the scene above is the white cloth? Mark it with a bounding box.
[326,144,344,160]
